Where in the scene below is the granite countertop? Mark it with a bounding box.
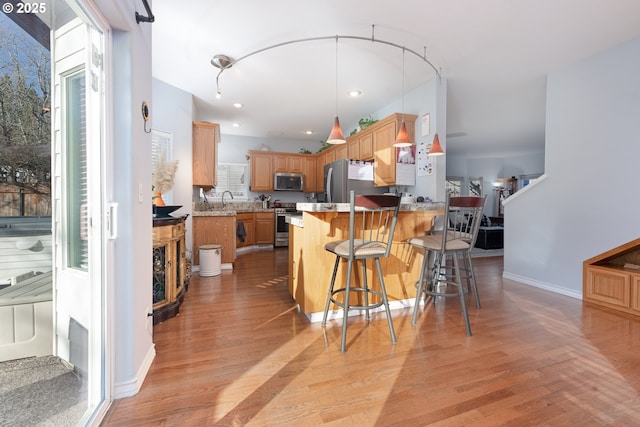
[192,210,237,217]
[285,213,304,227]
[296,202,445,213]
[192,201,283,217]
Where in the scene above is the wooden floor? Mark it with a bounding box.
[102,249,640,426]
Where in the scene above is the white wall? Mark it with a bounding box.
[371,77,445,201]
[96,0,155,399]
[152,78,194,253]
[503,38,640,297]
[447,152,544,216]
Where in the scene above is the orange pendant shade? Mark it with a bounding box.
[327,116,346,144]
[428,133,444,156]
[393,120,412,147]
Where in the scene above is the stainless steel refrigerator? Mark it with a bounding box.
[323,159,388,203]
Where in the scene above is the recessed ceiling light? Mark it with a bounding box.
[348,90,362,97]
[305,130,314,135]
[233,103,243,108]
[232,123,240,127]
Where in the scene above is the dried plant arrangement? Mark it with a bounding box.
[152,152,179,194]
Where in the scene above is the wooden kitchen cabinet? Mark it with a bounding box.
[347,139,360,160]
[334,143,348,160]
[236,213,255,248]
[274,153,304,173]
[236,211,274,247]
[357,132,374,160]
[302,156,317,192]
[373,120,397,186]
[192,215,236,265]
[192,121,219,188]
[372,113,416,186]
[255,212,275,245]
[249,151,274,192]
[583,237,640,317]
[315,150,331,193]
[273,153,287,172]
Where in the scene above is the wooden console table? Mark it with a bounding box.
[152,216,189,324]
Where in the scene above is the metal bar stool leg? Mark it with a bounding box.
[412,249,430,325]
[465,251,481,308]
[322,256,341,325]
[340,258,355,352]
[361,259,370,321]
[453,254,472,336]
[375,258,397,343]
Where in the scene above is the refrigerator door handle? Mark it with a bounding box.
[326,167,333,203]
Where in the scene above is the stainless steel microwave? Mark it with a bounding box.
[274,173,304,191]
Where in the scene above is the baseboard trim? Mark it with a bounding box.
[502,271,583,300]
[112,343,156,399]
[301,298,416,323]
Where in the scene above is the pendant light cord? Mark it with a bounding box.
[401,47,405,121]
[334,36,339,117]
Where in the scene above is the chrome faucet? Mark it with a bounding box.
[221,190,234,209]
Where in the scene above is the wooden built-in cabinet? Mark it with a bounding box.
[357,132,374,160]
[249,151,274,192]
[192,215,236,265]
[372,114,416,186]
[583,237,640,317]
[315,151,327,193]
[236,211,274,247]
[250,150,316,192]
[334,143,348,161]
[248,113,416,192]
[302,156,317,193]
[347,140,360,160]
[255,212,275,245]
[152,217,188,324]
[274,154,303,173]
[192,122,219,188]
[236,213,255,248]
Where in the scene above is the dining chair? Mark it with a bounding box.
[322,191,401,352]
[408,194,486,335]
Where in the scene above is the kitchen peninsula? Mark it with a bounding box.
[289,202,445,322]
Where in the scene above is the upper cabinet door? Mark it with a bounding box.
[192,122,219,188]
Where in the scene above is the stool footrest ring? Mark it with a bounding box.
[329,287,385,311]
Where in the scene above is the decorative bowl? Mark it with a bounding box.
[153,205,183,218]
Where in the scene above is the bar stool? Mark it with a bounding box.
[322,191,401,352]
[408,194,486,335]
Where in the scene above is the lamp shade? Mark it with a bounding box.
[327,116,346,144]
[393,120,412,147]
[428,133,444,156]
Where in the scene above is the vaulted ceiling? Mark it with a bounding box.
[151,0,640,157]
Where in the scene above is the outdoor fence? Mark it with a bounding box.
[0,184,51,217]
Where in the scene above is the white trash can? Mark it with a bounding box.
[199,244,222,277]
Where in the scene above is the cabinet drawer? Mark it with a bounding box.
[585,267,630,308]
[153,225,173,241]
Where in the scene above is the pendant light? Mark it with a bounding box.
[327,36,346,144]
[428,133,444,156]
[394,47,412,147]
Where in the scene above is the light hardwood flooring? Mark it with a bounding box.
[102,249,640,426]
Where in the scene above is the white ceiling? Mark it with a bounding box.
[151,0,640,157]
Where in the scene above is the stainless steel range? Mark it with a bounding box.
[274,208,296,247]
